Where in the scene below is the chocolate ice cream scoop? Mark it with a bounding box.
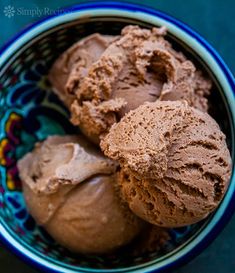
[49,34,116,107]
[71,25,211,143]
[18,135,145,254]
[101,101,232,227]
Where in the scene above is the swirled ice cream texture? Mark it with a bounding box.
[17,135,145,253]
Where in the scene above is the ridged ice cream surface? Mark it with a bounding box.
[101,101,232,227]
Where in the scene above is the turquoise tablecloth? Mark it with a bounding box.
[0,1,234,273]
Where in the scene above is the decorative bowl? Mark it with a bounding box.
[0,2,234,273]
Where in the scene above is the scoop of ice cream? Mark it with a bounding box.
[71,25,211,143]
[18,135,145,254]
[48,34,116,107]
[101,101,232,227]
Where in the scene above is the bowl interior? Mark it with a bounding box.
[0,16,233,271]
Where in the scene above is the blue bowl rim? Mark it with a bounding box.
[0,1,234,273]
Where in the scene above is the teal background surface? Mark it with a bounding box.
[0,0,234,273]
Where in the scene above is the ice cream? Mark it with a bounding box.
[69,25,211,143]
[101,101,232,227]
[17,135,145,254]
[48,34,116,108]
[18,24,232,256]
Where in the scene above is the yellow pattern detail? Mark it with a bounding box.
[0,138,8,166]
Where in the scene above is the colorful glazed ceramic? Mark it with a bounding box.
[0,2,234,273]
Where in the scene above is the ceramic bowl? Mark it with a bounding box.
[0,2,234,273]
